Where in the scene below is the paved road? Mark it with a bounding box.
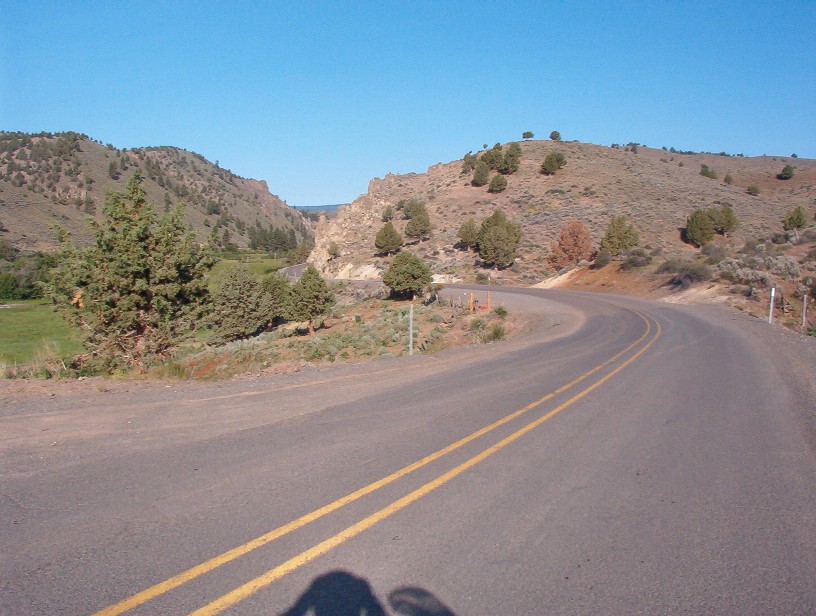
[2,289,815,615]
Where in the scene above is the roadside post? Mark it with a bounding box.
[768,287,776,324]
[803,296,808,330]
[408,303,414,356]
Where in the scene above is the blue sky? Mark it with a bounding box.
[2,1,814,206]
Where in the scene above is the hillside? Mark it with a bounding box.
[0,132,312,252]
[311,139,815,284]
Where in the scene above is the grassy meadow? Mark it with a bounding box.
[0,300,82,366]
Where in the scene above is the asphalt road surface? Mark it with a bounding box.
[2,288,815,615]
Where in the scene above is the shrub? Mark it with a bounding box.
[549,131,561,141]
[777,164,795,180]
[619,248,652,271]
[701,244,728,264]
[658,259,711,289]
[494,306,508,318]
[486,323,505,342]
[591,251,612,269]
[746,184,760,196]
[724,174,734,185]
[480,144,504,170]
[522,131,534,139]
[700,164,718,179]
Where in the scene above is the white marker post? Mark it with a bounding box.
[768,287,776,324]
[803,296,809,330]
[408,303,414,356]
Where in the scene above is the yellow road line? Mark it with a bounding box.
[94,311,655,616]
[192,316,663,615]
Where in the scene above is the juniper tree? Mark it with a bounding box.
[541,151,566,175]
[45,173,214,370]
[404,200,432,240]
[472,160,490,186]
[375,222,403,255]
[685,209,715,247]
[208,265,268,343]
[600,215,640,256]
[478,210,522,267]
[288,265,334,335]
[488,174,507,193]
[783,205,807,241]
[383,251,432,299]
[457,217,479,250]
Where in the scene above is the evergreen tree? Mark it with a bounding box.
[288,265,334,335]
[208,265,267,343]
[472,160,490,186]
[550,131,561,141]
[46,174,214,370]
[488,174,507,193]
[480,143,504,170]
[499,142,522,174]
[685,209,715,247]
[461,152,478,174]
[783,205,807,240]
[382,251,432,299]
[457,217,479,249]
[382,204,393,222]
[522,131,534,140]
[478,210,522,267]
[405,206,432,240]
[541,151,566,175]
[600,215,640,256]
[706,204,738,236]
[259,271,292,325]
[375,222,403,255]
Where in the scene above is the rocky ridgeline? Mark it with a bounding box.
[311,140,815,284]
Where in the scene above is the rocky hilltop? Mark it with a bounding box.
[311,139,815,284]
[0,132,312,252]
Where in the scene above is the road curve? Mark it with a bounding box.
[2,288,815,615]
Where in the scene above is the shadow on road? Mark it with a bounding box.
[280,569,456,616]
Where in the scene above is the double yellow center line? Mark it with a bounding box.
[95,309,661,615]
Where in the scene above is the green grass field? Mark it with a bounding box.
[0,301,83,365]
[209,255,285,281]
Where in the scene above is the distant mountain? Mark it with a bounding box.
[311,139,815,283]
[0,132,313,252]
